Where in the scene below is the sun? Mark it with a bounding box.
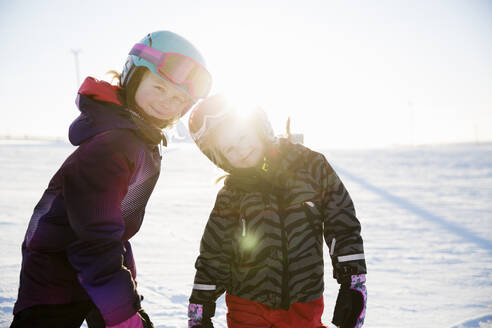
[202,25,412,149]
[207,51,295,139]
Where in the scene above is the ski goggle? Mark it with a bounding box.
[189,96,233,144]
[130,43,212,99]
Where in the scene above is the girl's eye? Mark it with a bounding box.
[172,96,186,104]
[155,85,166,93]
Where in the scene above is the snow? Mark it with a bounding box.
[0,140,491,327]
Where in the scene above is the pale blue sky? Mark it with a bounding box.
[1,0,491,148]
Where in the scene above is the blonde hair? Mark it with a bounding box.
[106,70,121,85]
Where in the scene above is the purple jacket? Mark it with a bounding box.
[13,77,164,325]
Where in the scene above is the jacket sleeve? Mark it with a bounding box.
[63,131,140,326]
[190,189,234,307]
[319,154,367,284]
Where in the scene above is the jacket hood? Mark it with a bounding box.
[69,77,164,146]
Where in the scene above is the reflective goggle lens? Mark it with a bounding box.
[157,54,212,99]
[159,54,194,82]
[130,44,212,99]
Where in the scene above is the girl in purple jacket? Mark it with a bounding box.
[10,31,212,328]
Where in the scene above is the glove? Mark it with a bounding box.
[188,303,215,328]
[106,309,153,328]
[332,274,367,328]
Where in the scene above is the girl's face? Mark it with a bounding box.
[214,121,265,169]
[134,71,193,121]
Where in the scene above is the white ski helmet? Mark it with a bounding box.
[188,94,275,171]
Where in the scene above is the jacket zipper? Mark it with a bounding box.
[278,192,290,310]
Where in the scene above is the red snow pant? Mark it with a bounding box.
[226,294,327,328]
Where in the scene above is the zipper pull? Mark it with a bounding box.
[241,218,246,237]
[330,237,336,255]
[305,201,315,208]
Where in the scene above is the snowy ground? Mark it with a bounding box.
[0,140,491,327]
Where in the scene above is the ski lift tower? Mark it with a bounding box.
[71,49,82,88]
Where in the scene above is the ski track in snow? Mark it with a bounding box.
[334,166,492,252]
[0,141,491,327]
[326,144,492,328]
[451,314,492,328]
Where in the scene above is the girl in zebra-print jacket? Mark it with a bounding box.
[187,94,367,328]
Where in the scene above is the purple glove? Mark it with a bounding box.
[188,303,215,328]
[332,274,367,328]
[188,303,203,327]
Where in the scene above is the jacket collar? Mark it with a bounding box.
[69,77,165,146]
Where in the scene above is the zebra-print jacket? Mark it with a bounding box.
[190,139,366,310]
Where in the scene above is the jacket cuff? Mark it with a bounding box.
[106,312,143,328]
[334,263,367,285]
[103,294,141,326]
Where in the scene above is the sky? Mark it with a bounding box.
[0,0,491,148]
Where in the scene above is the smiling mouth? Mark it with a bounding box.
[242,149,253,162]
[151,105,175,117]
